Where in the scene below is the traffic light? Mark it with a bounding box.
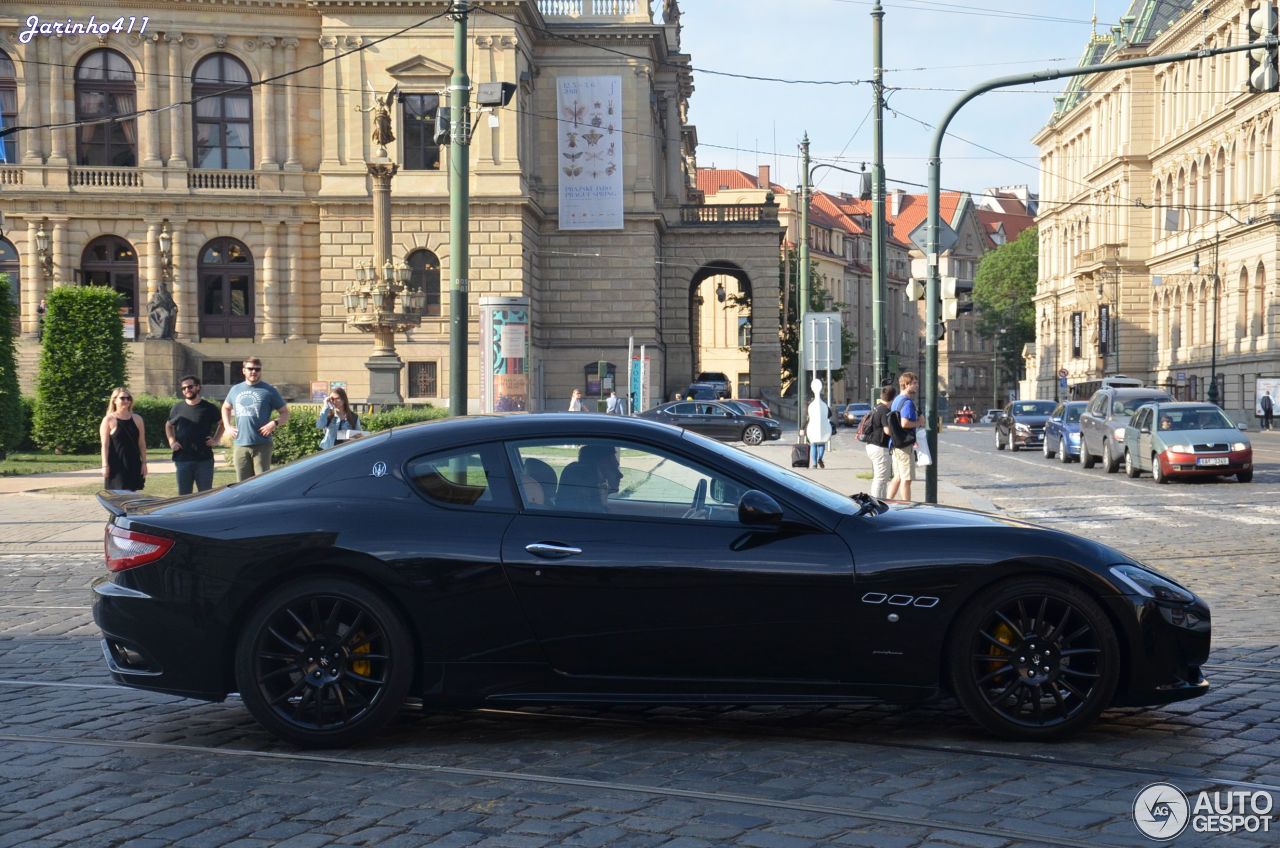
[1248,4,1279,93]
[433,106,451,146]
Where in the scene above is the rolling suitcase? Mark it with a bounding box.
[791,441,810,468]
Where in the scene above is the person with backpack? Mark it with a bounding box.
[887,372,921,501]
[861,385,896,498]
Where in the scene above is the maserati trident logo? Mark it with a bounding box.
[1133,783,1190,840]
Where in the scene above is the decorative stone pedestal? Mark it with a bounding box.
[366,353,405,405]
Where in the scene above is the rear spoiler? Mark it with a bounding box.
[96,490,164,518]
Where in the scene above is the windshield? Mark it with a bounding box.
[687,431,853,516]
[1156,407,1236,431]
[1013,401,1056,415]
[1064,404,1085,423]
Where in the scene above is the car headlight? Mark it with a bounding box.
[1110,564,1196,603]
[1167,444,1193,454]
[1067,431,1080,441]
[1015,422,1030,433]
[1232,441,1248,451]
[1112,427,1126,441]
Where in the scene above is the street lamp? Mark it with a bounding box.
[1192,237,1221,406]
[35,222,52,277]
[158,221,173,283]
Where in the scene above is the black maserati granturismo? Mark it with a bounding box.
[94,414,1210,747]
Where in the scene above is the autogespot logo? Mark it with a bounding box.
[1133,783,1190,841]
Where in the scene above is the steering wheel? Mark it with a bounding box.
[682,478,710,520]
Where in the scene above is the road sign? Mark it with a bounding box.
[908,219,959,255]
[803,312,843,370]
[1058,376,1068,392]
[1058,368,1069,379]
[905,279,925,301]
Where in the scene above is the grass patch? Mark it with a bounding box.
[855,471,873,479]
[59,467,241,498]
[0,452,100,477]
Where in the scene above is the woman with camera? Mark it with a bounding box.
[316,387,362,449]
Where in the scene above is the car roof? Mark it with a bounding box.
[1105,387,1171,398]
[1135,401,1221,410]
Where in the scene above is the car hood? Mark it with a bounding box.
[1012,414,1052,426]
[1155,427,1248,446]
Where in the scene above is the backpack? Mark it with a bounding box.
[855,410,875,443]
[888,409,917,448]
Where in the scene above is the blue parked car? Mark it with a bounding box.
[1043,401,1087,462]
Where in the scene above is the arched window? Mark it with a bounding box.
[81,236,139,317]
[198,238,254,338]
[1254,263,1266,338]
[0,238,18,329]
[1215,148,1226,209]
[1236,266,1249,337]
[74,50,137,167]
[192,54,252,170]
[0,50,17,163]
[407,248,441,317]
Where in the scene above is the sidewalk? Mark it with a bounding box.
[0,459,180,495]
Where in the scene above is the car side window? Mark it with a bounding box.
[1051,404,1063,419]
[407,443,513,510]
[509,438,744,522]
[670,403,695,415]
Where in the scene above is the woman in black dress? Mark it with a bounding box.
[99,387,148,490]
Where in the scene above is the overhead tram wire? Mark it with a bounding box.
[0,7,458,141]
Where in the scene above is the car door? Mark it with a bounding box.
[500,437,859,683]
[1047,404,1064,450]
[705,402,741,439]
[1135,407,1154,469]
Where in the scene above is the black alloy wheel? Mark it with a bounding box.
[742,424,765,446]
[235,577,413,747]
[949,577,1119,740]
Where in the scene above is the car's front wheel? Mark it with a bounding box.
[995,428,1005,450]
[1152,453,1169,484]
[949,577,1119,741]
[1043,437,1055,460]
[1238,469,1254,483]
[1081,438,1096,468]
[1059,439,1073,463]
[1124,449,1140,478]
[235,577,413,748]
[1102,439,1120,473]
[742,424,765,446]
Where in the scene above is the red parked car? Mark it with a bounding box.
[734,398,771,418]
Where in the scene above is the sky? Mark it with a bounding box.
[679,0,1134,200]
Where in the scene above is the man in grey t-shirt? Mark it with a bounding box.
[221,356,290,481]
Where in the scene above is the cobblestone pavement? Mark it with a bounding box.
[1,434,1278,848]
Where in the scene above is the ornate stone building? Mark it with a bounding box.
[1,0,780,410]
[1031,0,1279,416]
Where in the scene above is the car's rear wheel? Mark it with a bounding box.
[1238,469,1253,483]
[1043,438,1055,460]
[1152,454,1168,484]
[1102,440,1119,473]
[949,577,1119,741]
[995,428,1005,450]
[235,577,413,748]
[1081,442,1096,468]
[1124,449,1140,478]
[742,424,765,446]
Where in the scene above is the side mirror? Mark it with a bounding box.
[1238,422,1248,431]
[738,489,783,527]
[1140,427,1150,434]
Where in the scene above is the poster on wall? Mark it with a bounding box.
[1071,312,1082,358]
[1098,304,1109,357]
[557,75,623,230]
[479,297,531,413]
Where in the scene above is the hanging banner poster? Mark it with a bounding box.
[1071,312,1083,359]
[557,75,623,230]
[479,297,531,413]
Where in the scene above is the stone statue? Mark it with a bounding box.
[357,83,399,156]
[147,280,177,340]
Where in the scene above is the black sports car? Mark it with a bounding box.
[93,414,1210,748]
[638,400,782,445]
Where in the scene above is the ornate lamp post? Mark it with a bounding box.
[344,89,425,404]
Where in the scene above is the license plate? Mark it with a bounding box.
[1197,456,1229,466]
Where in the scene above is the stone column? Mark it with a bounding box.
[666,92,681,201]
[47,36,67,164]
[142,35,162,167]
[50,220,66,287]
[145,221,161,313]
[262,221,280,339]
[287,221,303,340]
[319,36,341,166]
[23,220,39,336]
[283,39,301,170]
[171,221,192,339]
[166,33,187,167]
[21,43,43,163]
[258,39,279,170]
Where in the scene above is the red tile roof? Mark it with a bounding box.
[976,208,1035,247]
[695,167,785,196]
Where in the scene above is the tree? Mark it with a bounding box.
[972,226,1037,387]
[33,286,128,453]
[0,275,22,460]
[776,249,856,394]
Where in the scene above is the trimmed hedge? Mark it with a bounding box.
[17,396,36,451]
[0,274,21,459]
[33,286,128,453]
[270,403,447,464]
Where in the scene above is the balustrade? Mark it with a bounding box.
[70,166,141,188]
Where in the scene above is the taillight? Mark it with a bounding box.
[104,524,174,572]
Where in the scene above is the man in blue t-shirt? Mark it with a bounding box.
[221,356,290,481]
[887,371,921,501]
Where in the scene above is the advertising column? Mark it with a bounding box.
[479,297,530,413]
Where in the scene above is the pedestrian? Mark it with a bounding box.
[317,386,361,449]
[99,387,147,491]
[36,298,46,341]
[886,371,921,501]
[165,375,223,494]
[805,378,832,469]
[568,388,585,412]
[1262,390,1274,431]
[605,389,625,415]
[865,384,896,498]
[221,356,290,481]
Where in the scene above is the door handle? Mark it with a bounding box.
[525,542,583,559]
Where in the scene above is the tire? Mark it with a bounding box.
[1238,469,1253,483]
[995,428,1005,450]
[1152,454,1169,484]
[235,577,413,748]
[949,577,1119,741]
[1081,441,1096,469]
[742,424,765,446]
[1102,439,1119,473]
[1010,438,1020,452]
[1059,440,1073,464]
[1043,438,1055,460]
[1124,449,1140,478]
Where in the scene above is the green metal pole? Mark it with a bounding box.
[870,0,887,399]
[798,134,810,434]
[448,0,471,415]
[923,39,1260,503]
